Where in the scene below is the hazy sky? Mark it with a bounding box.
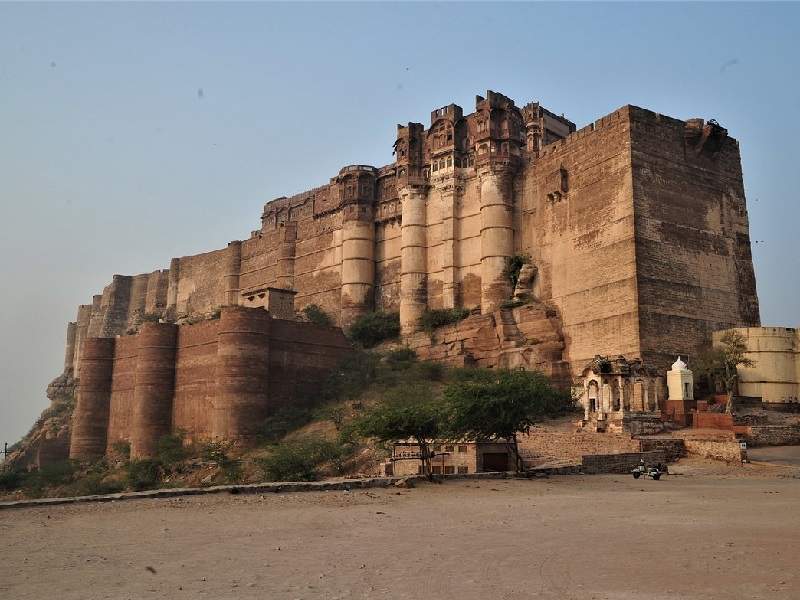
[1,2,798,446]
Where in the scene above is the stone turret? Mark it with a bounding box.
[223,241,243,306]
[337,165,377,329]
[130,322,178,459]
[70,337,116,460]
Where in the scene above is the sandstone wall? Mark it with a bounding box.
[519,107,639,371]
[173,319,220,442]
[60,93,760,389]
[69,308,351,459]
[631,108,760,370]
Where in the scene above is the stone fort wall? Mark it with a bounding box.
[60,90,760,383]
[69,307,351,461]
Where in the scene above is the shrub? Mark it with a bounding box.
[70,473,124,497]
[257,436,346,482]
[348,312,400,348]
[302,304,333,327]
[157,434,186,468]
[418,360,446,382]
[126,459,161,491]
[322,351,381,404]
[110,440,131,461]
[502,254,531,291]
[500,299,525,309]
[200,441,230,464]
[385,347,417,369]
[419,308,470,334]
[0,469,24,491]
[258,405,314,444]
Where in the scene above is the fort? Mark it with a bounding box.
[47,90,762,462]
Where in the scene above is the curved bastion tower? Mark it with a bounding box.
[54,90,759,457]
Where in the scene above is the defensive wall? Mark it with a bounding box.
[59,91,759,387]
[69,306,350,461]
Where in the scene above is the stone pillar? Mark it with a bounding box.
[340,204,375,329]
[479,170,514,313]
[440,185,459,309]
[213,307,271,442]
[618,376,625,414]
[130,322,178,459]
[70,337,115,460]
[224,241,243,306]
[166,257,180,320]
[583,381,590,420]
[63,322,77,374]
[276,223,297,291]
[601,383,611,414]
[400,185,428,335]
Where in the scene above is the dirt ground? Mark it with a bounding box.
[1,459,798,600]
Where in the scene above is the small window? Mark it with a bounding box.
[417,465,424,475]
[444,445,454,453]
[431,466,442,475]
[433,444,442,451]
[446,157,452,167]
[444,466,455,475]
[457,466,468,474]
[457,445,467,453]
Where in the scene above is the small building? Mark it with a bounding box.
[664,356,696,426]
[576,355,664,432]
[386,440,512,477]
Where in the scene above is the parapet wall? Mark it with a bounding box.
[69,307,351,460]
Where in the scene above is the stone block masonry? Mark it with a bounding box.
[69,307,351,461]
[59,91,759,385]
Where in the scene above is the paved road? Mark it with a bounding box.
[748,445,800,466]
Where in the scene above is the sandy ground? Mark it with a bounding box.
[1,459,798,600]
[748,445,800,467]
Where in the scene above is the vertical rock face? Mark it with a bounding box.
[130,322,178,459]
[70,338,115,460]
[212,307,272,442]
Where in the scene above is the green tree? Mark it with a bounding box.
[353,381,444,478]
[443,369,573,472]
[695,331,755,414]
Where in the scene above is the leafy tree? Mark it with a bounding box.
[443,369,573,472]
[694,331,755,414]
[353,382,444,478]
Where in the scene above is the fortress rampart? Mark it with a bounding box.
[59,90,759,387]
[69,306,351,460]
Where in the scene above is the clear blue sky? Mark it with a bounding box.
[1,2,798,445]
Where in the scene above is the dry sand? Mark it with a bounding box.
[1,459,798,600]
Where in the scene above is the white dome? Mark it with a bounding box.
[671,356,689,371]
